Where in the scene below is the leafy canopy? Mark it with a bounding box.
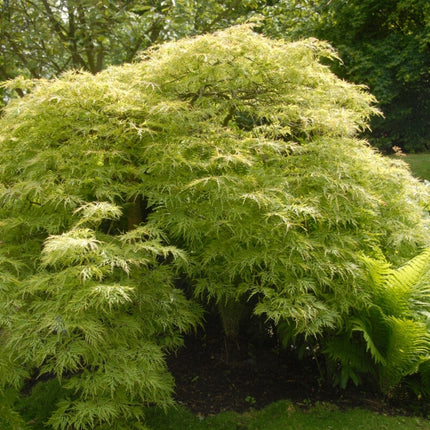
[0,25,429,428]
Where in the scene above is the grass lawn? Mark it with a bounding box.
[402,153,430,180]
[18,380,430,430]
[145,400,430,430]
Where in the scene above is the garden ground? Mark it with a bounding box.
[166,323,423,418]
[142,325,430,429]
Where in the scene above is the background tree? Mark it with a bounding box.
[310,0,430,153]
[253,0,319,40]
[0,0,254,104]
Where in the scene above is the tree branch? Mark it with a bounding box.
[39,0,68,42]
[2,30,41,78]
[201,0,243,33]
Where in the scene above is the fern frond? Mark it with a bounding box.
[380,316,430,390]
[324,335,375,388]
[388,247,430,295]
[351,310,388,365]
[361,248,430,317]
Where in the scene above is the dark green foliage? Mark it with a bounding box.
[311,0,430,152]
[19,379,67,428]
[0,26,429,428]
[0,389,29,430]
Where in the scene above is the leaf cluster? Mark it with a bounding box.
[0,203,201,428]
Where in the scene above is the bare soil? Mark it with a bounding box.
[167,323,411,417]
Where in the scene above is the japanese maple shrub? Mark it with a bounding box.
[0,25,429,428]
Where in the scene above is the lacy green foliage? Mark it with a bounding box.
[0,390,29,430]
[119,26,427,336]
[0,26,429,427]
[325,248,430,391]
[0,203,201,429]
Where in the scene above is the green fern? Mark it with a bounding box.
[324,334,375,388]
[325,248,430,391]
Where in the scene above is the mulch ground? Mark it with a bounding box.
[166,326,413,417]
